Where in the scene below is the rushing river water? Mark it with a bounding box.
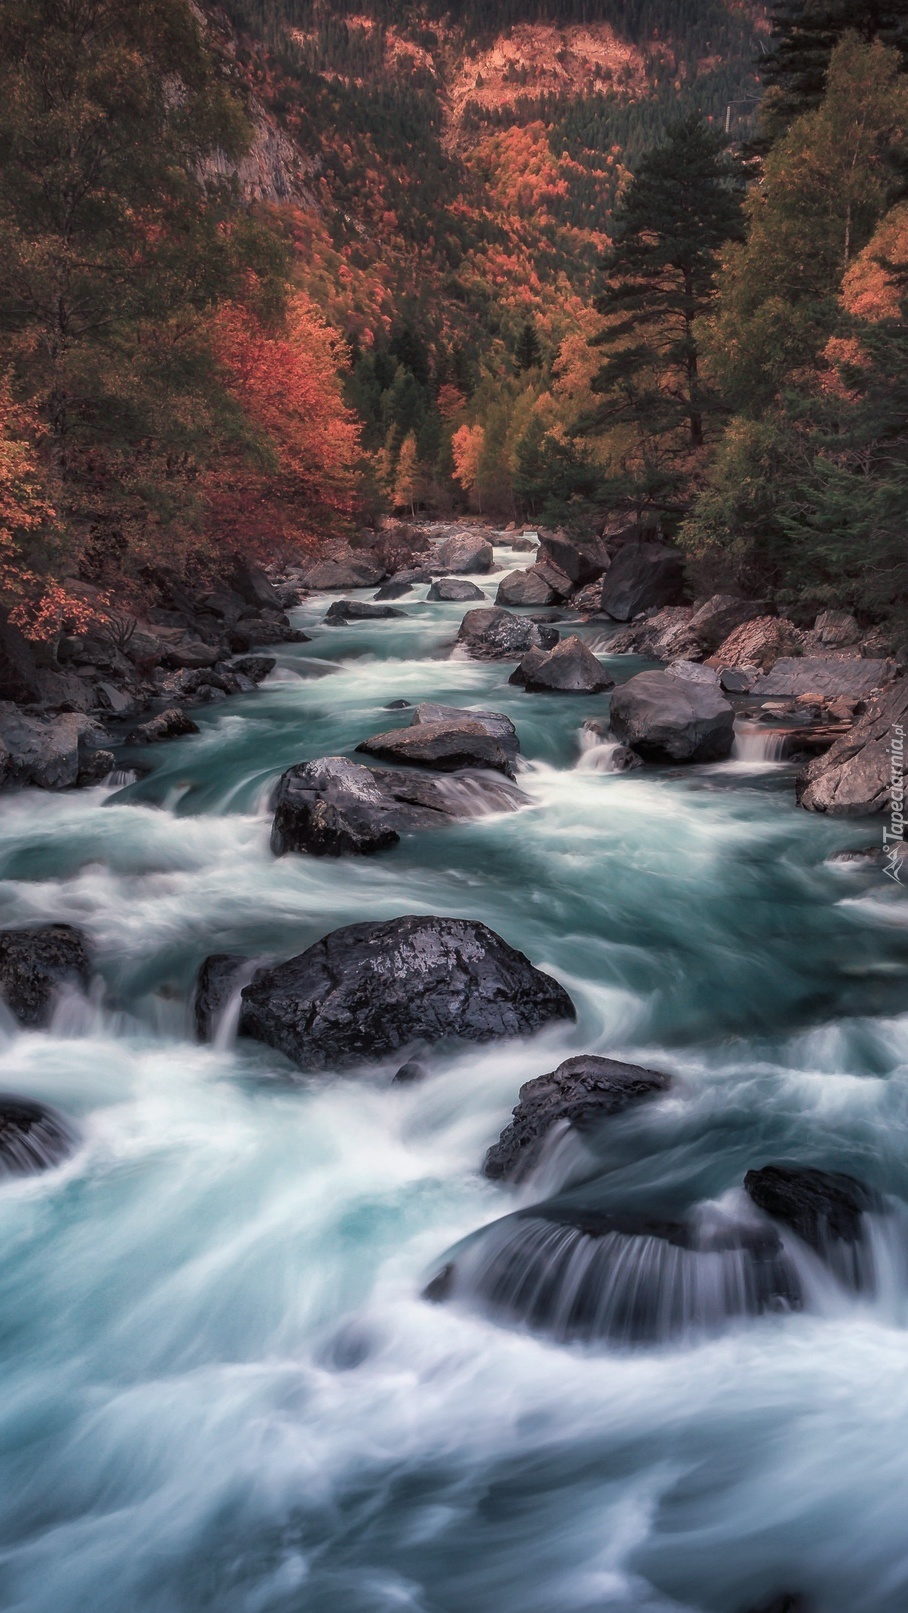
[1,544,907,1613]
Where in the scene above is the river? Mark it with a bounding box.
[0,542,906,1613]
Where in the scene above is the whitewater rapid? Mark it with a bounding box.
[0,548,906,1613]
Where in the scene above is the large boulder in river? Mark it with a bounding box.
[455,607,559,661]
[356,719,516,778]
[300,555,385,590]
[324,599,407,624]
[495,568,558,607]
[0,924,92,1026]
[796,677,908,816]
[537,529,613,586]
[484,1054,672,1182]
[240,916,576,1070]
[510,635,613,694]
[125,708,200,745]
[427,578,485,602]
[744,1164,881,1290]
[608,670,735,762]
[409,703,520,762]
[599,542,684,621]
[0,704,113,790]
[686,595,769,656]
[0,1093,77,1175]
[271,756,527,857]
[435,531,494,573]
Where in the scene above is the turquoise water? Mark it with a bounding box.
[0,550,906,1612]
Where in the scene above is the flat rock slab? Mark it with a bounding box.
[609,670,735,762]
[0,924,92,1026]
[271,756,528,857]
[240,915,576,1070]
[484,1054,672,1181]
[324,600,408,623]
[356,720,516,778]
[409,703,520,760]
[797,677,908,816]
[752,657,895,699]
[455,607,560,661]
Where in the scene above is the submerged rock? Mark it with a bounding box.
[744,1164,881,1288]
[484,1054,672,1182]
[425,1202,801,1344]
[455,607,559,662]
[434,531,493,573]
[510,636,613,694]
[797,678,908,816]
[240,915,576,1070]
[356,718,516,778]
[599,542,684,621]
[608,670,735,762]
[0,1094,78,1176]
[0,925,92,1027]
[427,578,485,602]
[194,953,251,1042]
[270,755,528,857]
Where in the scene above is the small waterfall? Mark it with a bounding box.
[732,723,790,764]
[0,1094,78,1176]
[430,773,529,817]
[427,1205,803,1345]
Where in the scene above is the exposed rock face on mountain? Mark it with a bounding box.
[0,925,92,1026]
[797,678,908,816]
[599,543,684,621]
[484,1054,671,1181]
[239,915,577,1069]
[608,670,735,762]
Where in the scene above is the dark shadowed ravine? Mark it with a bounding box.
[0,543,907,1613]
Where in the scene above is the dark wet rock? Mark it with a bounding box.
[77,747,115,785]
[409,702,519,761]
[599,543,684,621]
[435,531,494,573]
[392,1060,426,1084]
[324,600,407,624]
[753,657,896,700]
[160,633,221,670]
[230,656,275,684]
[510,635,613,694]
[797,677,908,816]
[425,1202,801,1344]
[687,595,769,655]
[0,608,40,704]
[495,568,558,608]
[356,719,516,778]
[240,915,576,1071]
[385,699,411,709]
[34,669,93,713]
[374,581,414,600]
[228,558,283,611]
[484,1054,672,1182]
[0,1094,78,1175]
[720,667,756,693]
[270,756,527,857]
[194,953,251,1042]
[455,607,559,662]
[427,577,486,602]
[608,671,735,762]
[241,620,311,647]
[537,530,613,586]
[125,708,200,745]
[0,925,92,1027]
[744,1164,881,1280]
[0,705,113,790]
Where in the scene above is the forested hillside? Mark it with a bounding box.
[3,0,908,639]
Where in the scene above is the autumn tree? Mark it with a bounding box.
[579,114,743,515]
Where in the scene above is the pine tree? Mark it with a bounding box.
[514,320,543,372]
[760,0,908,138]
[580,114,743,512]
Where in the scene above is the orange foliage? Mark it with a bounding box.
[841,202,908,322]
[206,291,362,557]
[452,422,485,495]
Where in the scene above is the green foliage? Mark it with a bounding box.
[760,0,908,139]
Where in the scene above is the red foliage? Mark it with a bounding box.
[205,292,363,559]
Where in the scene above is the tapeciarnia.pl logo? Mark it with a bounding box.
[884,723,905,883]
